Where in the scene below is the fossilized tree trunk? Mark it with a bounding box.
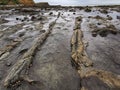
[71,16,120,90]
[4,12,60,88]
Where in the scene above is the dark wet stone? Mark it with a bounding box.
[107,15,112,20]
[21,19,24,22]
[110,31,117,35]
[19,33,25,37]
[91,24,117,37]
[56,27,61,29]
[49,12,53,15]
[73,12,76,15]
[100,9,108,14]
[92,32,97,37]
[40,30,46,33]
[41,12,44,15]
[16,18,19,20]
[116,16,120,20]
[5,62,12,67]
[63,28,68,30]
[97,23,101,25]
[85,8,91,12]
[24,17,28,20]
[99,31,107,37]
[107,15,109,17]
[0,18,8,24]
[95,15,103,19]
[31,16,36,21]
[19,48,28,54]
[69,9,76,12]
[76,16,82,21]
[88,16,91,18]
[38,17,43,20]
[57,12,61,18]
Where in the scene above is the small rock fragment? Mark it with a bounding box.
[100,9,108,14]
[31,16,36,21]
[19,48,28,54]
[5,62,12,67]
[0,52,10,61]
[49,12,53,15]
[85,8,91,12]
[117,16,120,20]
[16,18,19,20]
[40,30,46,33]
[73,12,76,15]
[107,15,112,20]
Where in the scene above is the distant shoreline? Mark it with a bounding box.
[0,3,120,9]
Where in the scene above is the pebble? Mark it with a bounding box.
[38,17,43,20]
[92,32,97,37]
[0,52,10,61]
[24,17,28,20]
[16,18,19,20]
[97,23,101,25]
[5,62,12,67]
[21,20,24,22]
[40,30,46,33]
[73,12,76,15]
[19,48,28,54]
[31,16,36,21]
[117,16,120,20]
[49,12,53,15]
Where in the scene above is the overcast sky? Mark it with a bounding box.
[34,0,120,6]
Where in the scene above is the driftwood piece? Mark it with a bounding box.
[4,20,57,88]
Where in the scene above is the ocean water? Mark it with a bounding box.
[34,0,120,6]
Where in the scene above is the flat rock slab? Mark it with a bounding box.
[28,16,80,90]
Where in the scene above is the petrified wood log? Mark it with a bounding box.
[71,17,93,68]
[71,16,120,90]
[4,20,57,88]
[85,69,120,88]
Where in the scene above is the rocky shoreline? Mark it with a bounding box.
[0,5,120,90]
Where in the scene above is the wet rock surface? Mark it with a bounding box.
[0,6,120,90]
